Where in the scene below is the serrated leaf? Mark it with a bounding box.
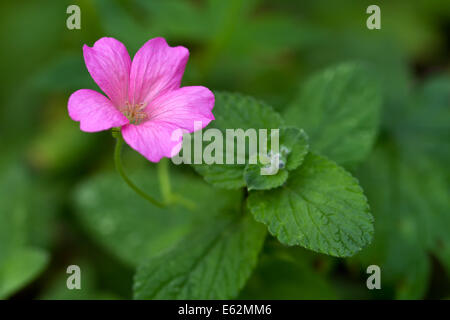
[74,167,239,267]
[281,127,309,171]
[248,152,373,257]
[191,92,284,189]
[133,213,266,300]
[244,127,309,191]
[244,165,289,191]
[283,63,381,166]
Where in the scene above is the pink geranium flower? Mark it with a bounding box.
[68,37,214,162]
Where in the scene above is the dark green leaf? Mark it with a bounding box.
[283,63,382,166]
[192,92,284,189]
[133,213,266,299]
[248,153,373,257]
[244,127,309,190]
[75,167,239,267]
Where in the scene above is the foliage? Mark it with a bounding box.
[0,0,448,300]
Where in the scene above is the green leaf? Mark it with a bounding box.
[395,75,450,168]
[244,127,309,190]
[397,76,450,281]
[0,162,53,298]
[239,253,337,299]
[133,213,266,299]
[0,163,56,251]
[29,112,100,173]
[0,247,49,299]
[283,63,382,166]
[389,237,430,300]
[192,92,284,189]
[192,164,245,190]
[74,167,239,267]
[248,152,373,257]
[244,165,289,191]
[281,128,309,171]
[354,143,448,298]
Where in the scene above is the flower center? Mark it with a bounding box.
[120,101,148,125]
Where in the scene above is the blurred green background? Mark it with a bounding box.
[0,0,449,299]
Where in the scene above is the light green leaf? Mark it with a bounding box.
[74,167,239,267]
[283,63,382,166]
[244,165,289,191]
[244,127,309,190]
[248,152,373,257]
[0,247,49,299]
[281,128,309,171]
[192,92,284,189]
[133,213,266,300]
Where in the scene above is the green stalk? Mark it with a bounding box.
[157,158,197,211]
[114,133,165,208]
[157,158,171,203]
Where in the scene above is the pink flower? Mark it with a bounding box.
[68,37,214,162]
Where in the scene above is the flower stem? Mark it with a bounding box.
[157,158,171,203]
[114,133,165,208]
[157,158,197,211]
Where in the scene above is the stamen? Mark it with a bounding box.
[120,101,148,125]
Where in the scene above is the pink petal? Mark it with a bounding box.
[129,37,189,106]
[68,89,129,132]
[83,37,131,107]
[121,121,183,162]
[146,86,215,132]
